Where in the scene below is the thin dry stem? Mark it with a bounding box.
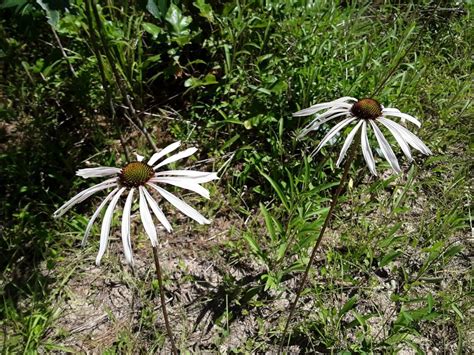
[152,245,178,355]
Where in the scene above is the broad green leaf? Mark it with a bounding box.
[276,242,287,261]
[184,73,218,88]
[193,0,214,22]
[165,4,192,46]
[142,22,162,39]
[36,0,59,27]
[443,244,463,259]
[147,0,168,20]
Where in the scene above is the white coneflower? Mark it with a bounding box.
[294,97,432,175]
[54,141,218,266]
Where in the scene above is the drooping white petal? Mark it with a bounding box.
[293,103,347,117]
[383,108,421,127]
[139,186,158,247]
[135,153,145,162]
[154,147,198,169]
[147,183,210,224]
[53,178,118,218]
[298,110,351,139]
[76,167,121,179]
[361,121,377,176]
[121,188,135,265]
[336,96,358,103]
[82,187,119,247]
[148,141,182,166]
[313,117,357,155]
[336,120,364,167]
[378,117,413,161]
[152,177,211,199]
[379,118,432,155]
[95,187,125,266]
[293,97,357,117]
[142,186,172,233]
[369,120,401,173]
[154,170,219,182]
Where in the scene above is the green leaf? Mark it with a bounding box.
[451,303,464,320]
[242,233,263,259]
[379,250,402,267]
[338,296,358,318]
[142,22,162,39]
[260,202,277,243]
[165,4,192,46]
[276,242,287,261]
[184,73,218,88]
[352,311,367,328]
[443,244,463,259]
[36,0,59,27]
[0,0,28,9]
[193,0,214,23]
[257,168,290,212]
[147,0,168,20]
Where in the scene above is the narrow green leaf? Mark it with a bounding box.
[257,168,290,211]
[338,296,358,318]
[260,202,277,243]
[379,250,402,267]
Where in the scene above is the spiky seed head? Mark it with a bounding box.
[119,161,154,187]
[350,98,382,120]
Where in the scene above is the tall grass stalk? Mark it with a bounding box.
[279,145,357,352]
[84,0,130,162]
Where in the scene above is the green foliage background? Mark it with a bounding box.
[0,0,472,352]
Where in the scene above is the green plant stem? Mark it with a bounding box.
[84,0,130,162]
[88,0,158,152]
[152,245,178,355]
[279,145,357,353]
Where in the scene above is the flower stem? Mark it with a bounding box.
[279,146,357,353]
[152,245,178,355]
